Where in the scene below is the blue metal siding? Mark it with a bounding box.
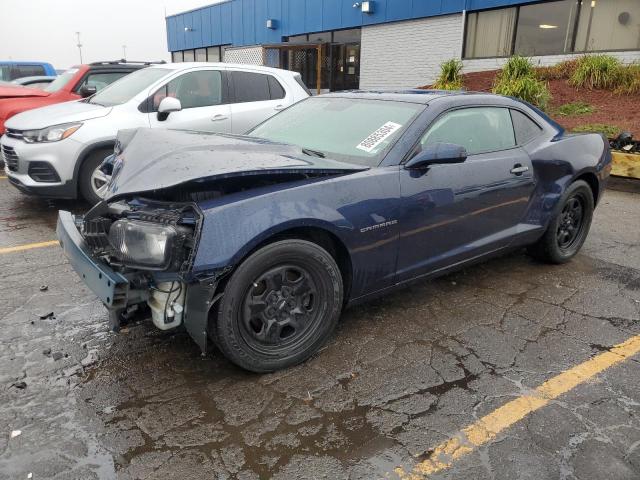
[166,0,538,50]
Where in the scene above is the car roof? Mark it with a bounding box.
[147,62,299,76]
[0,61,54,66]
[320,89,489,104]
[319,89,534,107]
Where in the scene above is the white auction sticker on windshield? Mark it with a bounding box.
[356,122,402,153]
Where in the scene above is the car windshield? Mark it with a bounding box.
[88,68,170,107]
[250,97,424,166]
[44,69,78,93]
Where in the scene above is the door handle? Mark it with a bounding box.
[510,164,529,175]
[211,114,228,122]
[274,104,285,111]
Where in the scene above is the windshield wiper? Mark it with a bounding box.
[301,147,325,158]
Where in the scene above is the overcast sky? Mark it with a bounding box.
[0,0,222,70]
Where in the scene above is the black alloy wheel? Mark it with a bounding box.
[214,239,343,372]
[556,195,585,251]
[241,264,320,354]
[528,180,594,264]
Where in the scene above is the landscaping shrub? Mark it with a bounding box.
[572,123,620,138]
[433,59,464,90]
[499,55,535,80]
[555,102,595,116]
[493,56,551,110]
[569,55,622,89]
[536,59,579,80]
[614,64,640,95]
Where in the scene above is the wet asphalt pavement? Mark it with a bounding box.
[1,177,640,480]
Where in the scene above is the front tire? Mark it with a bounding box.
[214,240,343,373]
[78,148,112,204]
[528,180,594,264]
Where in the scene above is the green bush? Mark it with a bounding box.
[555,102,595,116]
[499,55,535,80]
[569,55,622,89]
[433,59,464,90]
[493,56,551,110]
[571,123,621,138]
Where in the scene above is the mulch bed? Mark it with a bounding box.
[426,70,640,135]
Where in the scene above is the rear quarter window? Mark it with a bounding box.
[511,109,543,145]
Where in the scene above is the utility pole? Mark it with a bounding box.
[122,45,127,59]
[75,32,83,64]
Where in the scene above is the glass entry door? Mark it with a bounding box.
[331,43,360,91]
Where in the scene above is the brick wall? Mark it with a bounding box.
[360,14,464,89]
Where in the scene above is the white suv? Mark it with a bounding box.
[1,63,310,203]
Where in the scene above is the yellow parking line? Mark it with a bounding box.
[0,176,7,179]
[396,334,640,479]
[0,240,58,255]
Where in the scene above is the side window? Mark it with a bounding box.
[511,109,542,145]
[420,107,516,155]
[152,70,222,110]
[78,72,128,92]
[267,75,286,100]
[231,71,270,103]
[15,64,46,78]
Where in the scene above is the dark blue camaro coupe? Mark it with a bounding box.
[57,91,611,372]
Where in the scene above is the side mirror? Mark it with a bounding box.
[157,97,182,121]
[405,142,468,169]
[80,85,97,98]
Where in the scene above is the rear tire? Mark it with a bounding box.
[528,180,594,264]
[214,240,343,373]
[78,148,112,204]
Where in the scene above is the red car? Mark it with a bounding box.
[0,61,156,135]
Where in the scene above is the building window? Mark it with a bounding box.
[465,8,517,58]
[575,0,640,52]
[287,34,309,44]
[515,0,578,56]
[333,28,361,43]
[183,50,195,62]
[195,48,207,62]
[464,0,640,59]
[207,46,221,62]
[171,51,183,63]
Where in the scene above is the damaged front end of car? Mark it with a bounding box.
[57,195,222,352]
[58,128,368,354]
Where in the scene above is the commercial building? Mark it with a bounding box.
[166,0,640,91]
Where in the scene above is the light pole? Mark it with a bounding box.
[75,32,83,64]
[122,45,127,59]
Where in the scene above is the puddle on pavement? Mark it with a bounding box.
[77,324,400,478]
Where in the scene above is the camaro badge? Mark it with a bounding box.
[360,220,398,233]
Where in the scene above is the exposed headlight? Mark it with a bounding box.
[108,219,178,270]
[23,123,82,143]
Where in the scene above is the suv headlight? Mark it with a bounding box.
[23,123,82,143]
[108,219,179,270]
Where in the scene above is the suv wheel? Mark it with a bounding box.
[213,240,343,372]
[79,148,112,204]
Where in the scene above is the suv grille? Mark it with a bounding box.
[1,145,18,171]
[5,128,24,140]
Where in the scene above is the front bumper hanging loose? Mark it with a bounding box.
[57,210,130,308]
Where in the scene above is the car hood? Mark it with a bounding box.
[5,99,111,129]
[106,128,369,199]
[0,85,50,99]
